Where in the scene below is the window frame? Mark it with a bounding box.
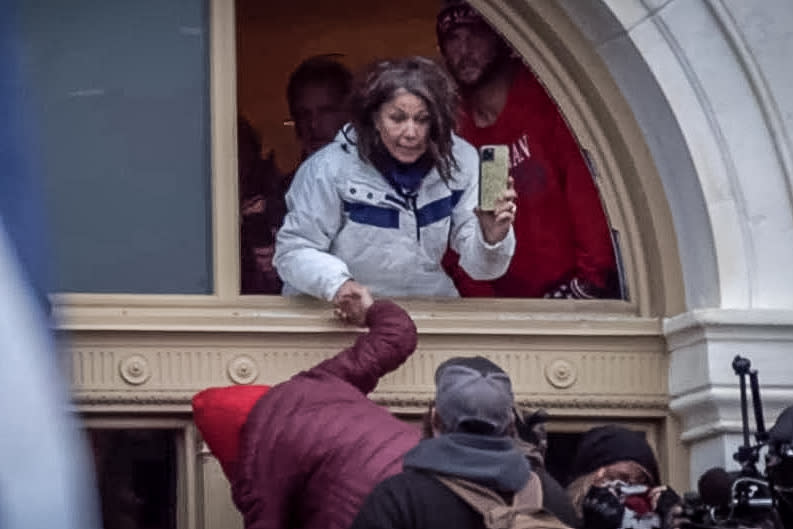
[52,0,684,330]
[81,417,199,529]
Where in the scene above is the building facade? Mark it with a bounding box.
[31,0,793,527]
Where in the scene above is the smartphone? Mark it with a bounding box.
[478,145,509,211]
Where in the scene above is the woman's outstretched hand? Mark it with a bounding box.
[475,177,517,245]
[332,280,374,327]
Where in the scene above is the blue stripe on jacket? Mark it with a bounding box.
[416,190,464,228]
[343,189,463,230]
[343,201,400,229]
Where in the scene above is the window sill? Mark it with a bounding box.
[52,293,656,336]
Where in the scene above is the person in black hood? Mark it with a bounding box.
[350,356,579,529]
[566,425,684,529]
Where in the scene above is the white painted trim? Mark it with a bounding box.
[209,0,239,300]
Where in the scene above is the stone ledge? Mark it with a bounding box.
[665,308,793,349]
[52,294,655,336]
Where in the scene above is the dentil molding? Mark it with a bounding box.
[64,317,670,416]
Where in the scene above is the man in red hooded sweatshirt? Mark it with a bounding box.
[438,0,620,299]
[231,288,421,529]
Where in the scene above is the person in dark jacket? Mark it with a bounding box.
[566,425,683,529]
[231,289,421,529]
[287,54,353,161]
[763,405,793,529]
[350,356,579,529]
[514,406,550,469]
[514,406,581,526]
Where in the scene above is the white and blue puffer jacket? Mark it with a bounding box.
[274,126,515,301]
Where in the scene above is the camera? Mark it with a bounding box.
[481,147,494,161]
[679,356,791,529]
[681,476,778,528]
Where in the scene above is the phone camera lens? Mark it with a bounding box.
[482,148,494,161]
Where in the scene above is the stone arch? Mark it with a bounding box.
[469,0,793,485]
[473,0,793,313]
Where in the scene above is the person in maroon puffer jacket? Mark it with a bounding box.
[231,288,421,529]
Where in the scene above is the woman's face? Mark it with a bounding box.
[594,460,654,487]
[374,89,430,164]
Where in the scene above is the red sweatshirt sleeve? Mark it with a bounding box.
[441,249,496,297]
[551,114,617,291]
[310,300,418,395]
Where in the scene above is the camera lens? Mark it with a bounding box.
[482,148,494,161]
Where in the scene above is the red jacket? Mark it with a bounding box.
[232,301,421,529]
[444,63,617,298]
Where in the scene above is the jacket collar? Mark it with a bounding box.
[403,433,530,492]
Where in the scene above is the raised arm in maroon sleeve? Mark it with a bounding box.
[310,300,418,395]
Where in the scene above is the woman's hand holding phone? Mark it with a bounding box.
[475,177,516,244]
[476,144,516,244]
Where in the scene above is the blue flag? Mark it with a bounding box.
[0,2,102,528]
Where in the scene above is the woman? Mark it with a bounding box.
[567,425,684,529]
[274,56,516,312]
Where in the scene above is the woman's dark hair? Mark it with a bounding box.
[350,56,460,182]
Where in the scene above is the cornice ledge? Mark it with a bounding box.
[670,385,793,411]
[72,390,199,406]
[671,385,793,442]
[679,419,747,443]
[515,395,669,410]
[54,300,657,337]
[664,308,793,348]
[72,390,669,412]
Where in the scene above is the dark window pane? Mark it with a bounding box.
[21,0,213,294]
[89,429,178,529]
[545,431,584,487]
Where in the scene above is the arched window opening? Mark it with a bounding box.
[235,0,624,303]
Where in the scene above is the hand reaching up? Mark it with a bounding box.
[332,280,374,327]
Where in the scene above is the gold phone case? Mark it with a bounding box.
[478,145,509,211]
